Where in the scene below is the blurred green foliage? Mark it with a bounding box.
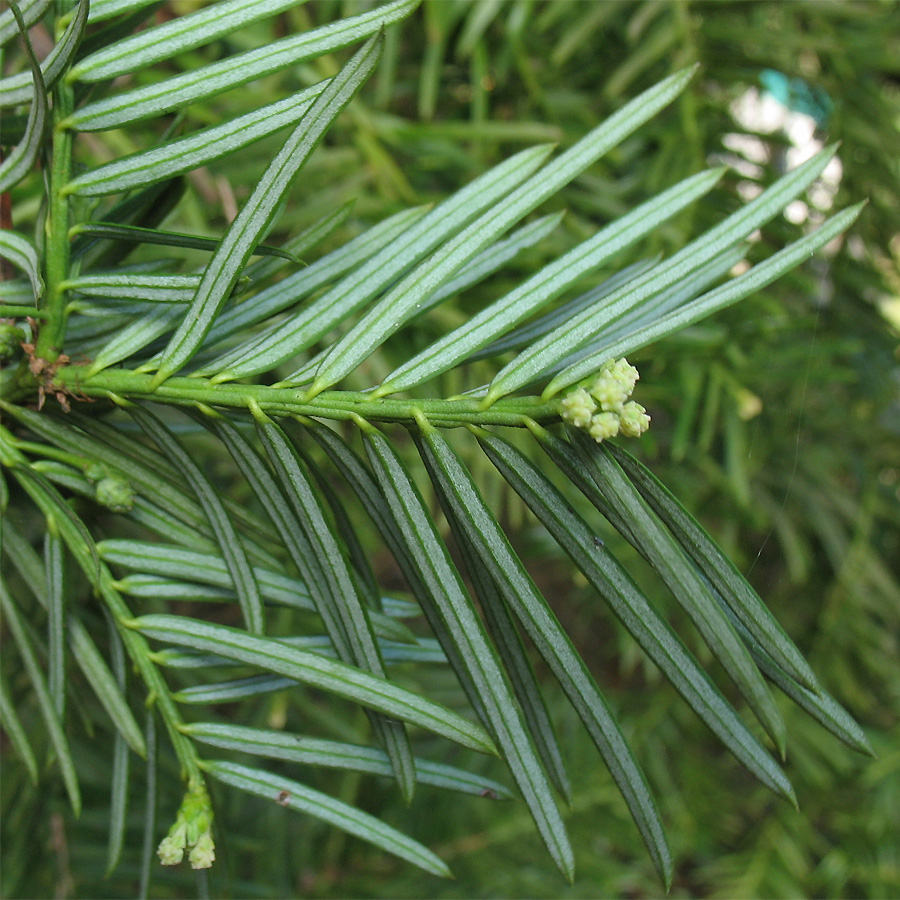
[3,1,898,897]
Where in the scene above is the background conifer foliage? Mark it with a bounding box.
[1,1,897,897]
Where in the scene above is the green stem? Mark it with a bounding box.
[35,79,74,362]
[53,367,563,427]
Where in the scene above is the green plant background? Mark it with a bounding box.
[2,1,899,898]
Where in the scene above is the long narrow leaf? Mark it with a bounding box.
[203,418,353,656]
[607,443,820,691]
[1,524,147,756]
[205,760,450,877]
[69,222,297,260]
[476,429,796,802]
[470,258,657,363]
[71,0,310,82]
[137,710,157,900]
[254,416,416,800]
[0,0,50,46]
[66,0,417,132]
[424,212,565,309]
[418,426,671,884]
[309,66,696,394]
[240,201,354,286]
[105,622,129,875]
[85,305,180,375]
[200,206,428,359]
[68,617,146,756]
[156,634,440,669]
[552,428,787,755]
[174,675,296,705]
[131,614,495,754]
[152,33,383,384]
[0,2,47,193]
[362,426,575,881]
[44,528,66,717]
[486,146,840,402]
[99,540,313,612]
[0,231,43,300]
[452,520,571,803]
[282,210,562,385]
[539,432,785,756]
[87,0,157,24]
[0,0,87,106]
[548,204,864,393]
[65,273,202,302]
[207,144,553,380]
[129,405,265,634]
[196,206,428,372]
[0,584,81,814]
[65,85,327,196]
[0,668,39,784]
[302,419,492,727]
[10,464,100,578]
[184,722,512,798]
[380,167,724,394]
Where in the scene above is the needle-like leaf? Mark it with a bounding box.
[362,425,575,881]
[0,2,47,193]
[44,528,65,717]
[0,583,81,815]
[0,0,87,106]
[68,223,298,261]
[301,419,492,727]
[71,0,311,82]
[0,669,39,784]
[85,305,180,375]
[66,0,417,131]
[184,722,512,798]
[547,204,864,393]
[198,206,428,367]
[87,0,157,24]
[105,623,129,875]
[64,86,326,196]
[254,415,416,801]
[205,760,451,877]
[129,405,265,634]
[67,618,146,756]
[207,144,553,380]
[151,33,383,385]
[486,146,841,402]
[180,419,412,650]
[476,429,796,802]
[0,527,146,756]
[451,516,572,804]
[131,614,496,754]
[607,443,820,691]
[547,427,787,756]
[0,0,49,48]
[380,167,723,394]
[468,258,656,363]
[418,425,671,885]
[65,274,202,303]
[0,231,43,300]
[308,66,696,395]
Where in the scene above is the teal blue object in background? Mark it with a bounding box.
[759,68,833,128]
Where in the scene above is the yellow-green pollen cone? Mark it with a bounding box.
[560,358,650,443]
[157,779,216,870]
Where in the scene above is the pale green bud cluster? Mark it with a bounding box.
[560,358,650,444]
[84,462,135,512]
[157,780,216,869]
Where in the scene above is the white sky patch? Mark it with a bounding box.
[716,84,843,227]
